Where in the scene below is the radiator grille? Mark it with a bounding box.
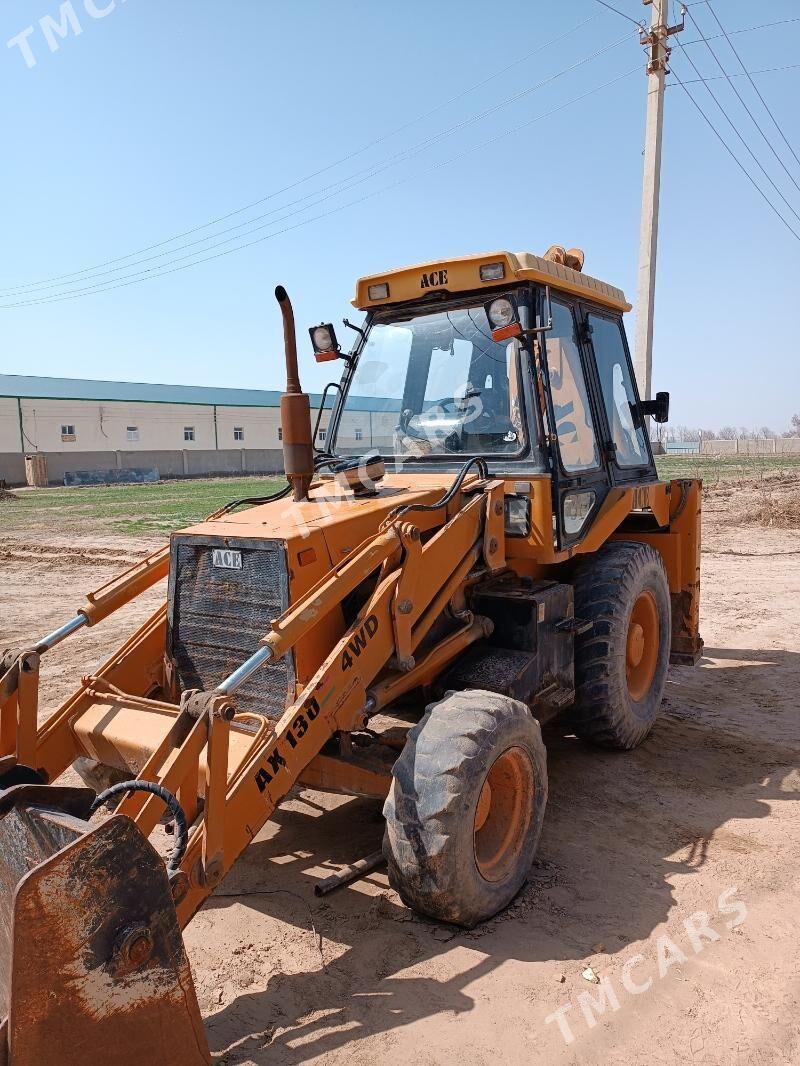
[168,536,293,718]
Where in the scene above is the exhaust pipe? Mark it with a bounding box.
[275,285,314,502]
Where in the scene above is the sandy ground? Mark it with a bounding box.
[1,497,799,1065]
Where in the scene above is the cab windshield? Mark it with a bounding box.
[333,301,529,459]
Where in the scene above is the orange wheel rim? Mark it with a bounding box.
[626,590,659,701]
[474,746,535,883]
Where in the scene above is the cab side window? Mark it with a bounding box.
[544,301,599,472]
[588,314,648,468]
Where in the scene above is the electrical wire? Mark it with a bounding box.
[683,7,800,196]
[670,66,800,243]
[633,14,800,47]
[0,30,632,300]
[0,64,640,309]
[593,0,645,31]
[0,15,598,296]
[666,62,800,88]
[704,1,800,173]
[671,35,800,222]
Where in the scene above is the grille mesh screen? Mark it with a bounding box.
[170,538,292,718]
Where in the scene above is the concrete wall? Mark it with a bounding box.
[43,450,118,482]
[700,438,800,455]
[0,453,25,485]
[0,447,287,486]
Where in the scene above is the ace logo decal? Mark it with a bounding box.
[420,269,448,289]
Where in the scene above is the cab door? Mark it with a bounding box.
[580,309,657,484]
[538,294,611,548]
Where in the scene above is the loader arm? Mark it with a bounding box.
[0,481,500,917]
[173,485,498,923]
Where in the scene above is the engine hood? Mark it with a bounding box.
[177,473,456,567]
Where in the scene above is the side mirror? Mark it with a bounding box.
[639,390,670,424]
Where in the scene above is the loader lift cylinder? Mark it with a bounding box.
[36,613,87,651]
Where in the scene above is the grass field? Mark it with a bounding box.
[2,454,799,537]
[654,452,800,484]
[0,476,285,536]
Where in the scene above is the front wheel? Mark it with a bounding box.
[383,689,548,927]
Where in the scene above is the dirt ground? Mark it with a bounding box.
[1,484,799,1065]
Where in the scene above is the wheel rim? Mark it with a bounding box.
[474,746,535,883]
[626,590,659,701]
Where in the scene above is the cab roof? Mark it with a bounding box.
[353,250,631,314]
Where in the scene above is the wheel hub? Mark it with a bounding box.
[627,623,645,668]
[626,591,659,701]
[473,746,535,883]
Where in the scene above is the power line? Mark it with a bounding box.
[594,4,800,45]
[671,34,800,224]
[704,1,800,173]
[0,30,634,301]
[666,63,800,88]
[670,65,800,243]
[681,16,800,48]
[0,65,640,309]
[683,7,800,196]
[593,1,645,30]
[0,14,599,295]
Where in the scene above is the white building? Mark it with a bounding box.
[0,374,398,485]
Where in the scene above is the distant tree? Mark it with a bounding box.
[718,426,737,440]
[791,413,800,435]
[760,427,777,439]
[700,428,717,440]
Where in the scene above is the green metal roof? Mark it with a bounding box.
[0,374,399,412]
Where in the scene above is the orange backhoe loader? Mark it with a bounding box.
[0,247,701,1064]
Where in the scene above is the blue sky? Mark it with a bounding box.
[2,0,799,432]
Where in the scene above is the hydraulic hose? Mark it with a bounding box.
[212,480,293,517]
[387,456,489,523]
[90,780,188,875]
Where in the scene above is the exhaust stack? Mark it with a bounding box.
[275,285,314,502]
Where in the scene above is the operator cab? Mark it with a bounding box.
[314,249,669,549]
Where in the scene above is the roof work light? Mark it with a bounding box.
[309,323,340,363]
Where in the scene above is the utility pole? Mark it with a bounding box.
[634,0,683,416]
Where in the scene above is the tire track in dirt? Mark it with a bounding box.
[0,539,149,568]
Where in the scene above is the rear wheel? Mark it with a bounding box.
[571,541,671,749]
[383,689,547,927]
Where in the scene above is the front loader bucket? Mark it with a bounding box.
[0,785,209,1066]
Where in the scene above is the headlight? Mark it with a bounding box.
[309,323,340,362]
[311,324,335,351]
[486,297,515,328]
[484,293,522,342]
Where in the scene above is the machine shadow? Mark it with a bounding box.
[201,648,800,1064]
